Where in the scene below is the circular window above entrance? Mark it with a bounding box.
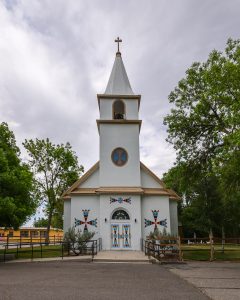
[112,210,130,220]
[111,148,128,167]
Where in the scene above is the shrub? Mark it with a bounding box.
[63,227,94,255]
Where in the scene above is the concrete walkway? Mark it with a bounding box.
[165,261,240,300]
[4,250,149,264]
[93,250,150,262]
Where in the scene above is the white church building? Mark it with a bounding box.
[63,41,179,251]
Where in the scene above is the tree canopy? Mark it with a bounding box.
[163,39,240,237]
[23,138,83,238]
[164,38,240,166]
[0,122,36,229]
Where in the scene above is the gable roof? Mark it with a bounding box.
[62,161,99,198]
[62,160,180,201]
[140,162,166,188]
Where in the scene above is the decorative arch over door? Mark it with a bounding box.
[112,209,130,220]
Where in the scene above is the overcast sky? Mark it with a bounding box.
[1,0,240,180]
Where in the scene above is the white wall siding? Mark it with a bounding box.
[70,196,100,239]
[141,196,171,239]
[99,99,139,120]
[140,168,163,188]
[99,124,141,186]
[99,194,142,250]
[63,199,71,233]
[79,168,99,188]
[169,200,178,236]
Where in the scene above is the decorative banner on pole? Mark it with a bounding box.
[144,210,167,230]
[74,209,97,232]
[110,197,131,204]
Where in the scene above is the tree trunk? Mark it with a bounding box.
[221,226,225,254]
[46,211,53,244]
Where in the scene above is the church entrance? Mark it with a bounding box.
[111,209,131,249]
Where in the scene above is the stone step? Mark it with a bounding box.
[93,258,150,263]
[93,250,151,263]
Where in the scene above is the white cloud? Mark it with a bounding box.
[1,0,240,176]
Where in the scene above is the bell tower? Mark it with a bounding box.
[97,38,142,187]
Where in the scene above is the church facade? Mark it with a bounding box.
[63,45,179,251]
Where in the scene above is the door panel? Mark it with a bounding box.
[111,224,131,249]
[111,224,120,248]
[122,224,131,248]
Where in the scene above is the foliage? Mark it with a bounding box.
[164,38,240,165]
[33,217,48,228]
[163,39,240,237]
[63,227,94,255]
[148,228,174,240]
[23,138,83,239]
[0,122,36,229]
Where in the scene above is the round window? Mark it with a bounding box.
[111,147,128,167]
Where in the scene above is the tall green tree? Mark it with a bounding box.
[164,38,240,165]
[163,163,223,237]
[163,39,240,236]
[0,122,36,229]
[23,138,83,240]
[33,217,48,228]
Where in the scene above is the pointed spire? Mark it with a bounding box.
[104,38,134,95]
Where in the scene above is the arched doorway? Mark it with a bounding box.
[111,209,131,249]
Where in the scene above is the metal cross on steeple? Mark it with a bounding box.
[115,37,122,53]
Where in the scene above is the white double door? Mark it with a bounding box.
[111,223,131,249]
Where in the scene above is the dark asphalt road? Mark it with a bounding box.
[0,261,209,300]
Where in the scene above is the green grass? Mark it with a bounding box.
[1,245,66,259]
[1,244,240,261]
[182,244,240,261]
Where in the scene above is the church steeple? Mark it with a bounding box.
[104,38,134,95]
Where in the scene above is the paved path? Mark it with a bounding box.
[0,261,208,300]
[93,250,149,262]
[165,261,240,300]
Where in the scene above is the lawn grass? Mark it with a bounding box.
[0,245,65,259]
[1,243,240,261]
[182,244,240,261]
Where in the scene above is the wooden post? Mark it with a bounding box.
[209,229,214,261]
[178,236,183,261]
[221,226,225,254]
[7,235,9,250]
[31,244,34,261]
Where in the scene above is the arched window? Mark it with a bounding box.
[112,210,130,220]
[113,100,125,119]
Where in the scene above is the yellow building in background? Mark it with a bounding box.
[0,227,63,243]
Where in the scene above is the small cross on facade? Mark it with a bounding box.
[115,37,122,53]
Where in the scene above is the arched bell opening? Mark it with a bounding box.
[113,100,125,120]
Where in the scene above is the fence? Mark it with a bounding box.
[0,235,63,248]
[142,237,182,262]
[142,236,240,262]
[181,237,240,261]
[0,238,102,263]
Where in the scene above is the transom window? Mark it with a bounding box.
[112,210,130,220]
[113,100,125,119]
